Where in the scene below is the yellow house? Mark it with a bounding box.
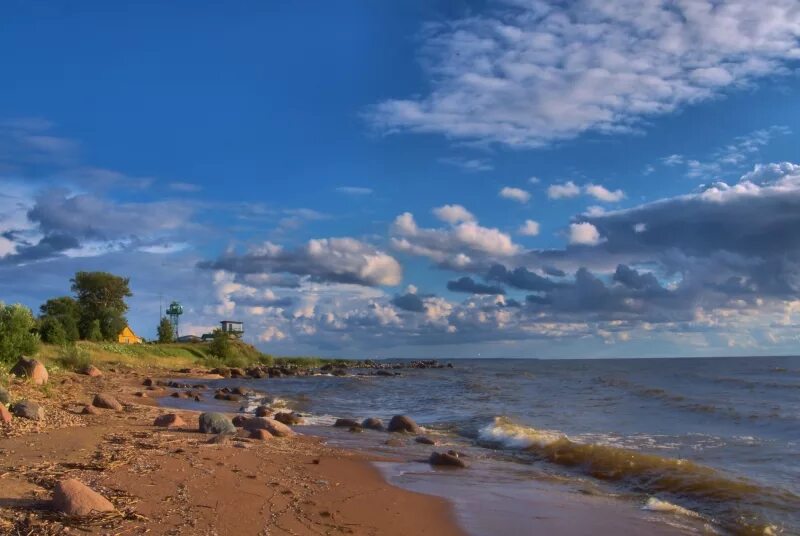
[118,325,142,344]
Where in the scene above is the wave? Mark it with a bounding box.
[643,497,702,519]
[477,417,797,535]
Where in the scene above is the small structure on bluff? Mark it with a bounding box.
[220,320,244,337]
[118,325,142,344]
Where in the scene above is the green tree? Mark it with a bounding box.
[86,319,103,342]
[39,296,80,342]
[157,317,175,343]
[70,271,132,340]
[39,316,68,345]
[0,303,40,363]
[208,329,232,361]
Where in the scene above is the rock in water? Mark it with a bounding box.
[274,412,304,425]
[11,400,44,420]
[199,412,236,434]
[429,451,467,468]
[333,418,359,428]
[82,365,102,377]
[255,405,272,417]
[153,414,186,428]
[387,415,421,434]
[10,356,48,385]
[0,386,10,405]
[361,417,384,431]
[92,393,123,411]
[415,436,436,445]
[0,404,12,424]
[53,479,115,516]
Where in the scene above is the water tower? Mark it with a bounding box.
[166,301,183,339]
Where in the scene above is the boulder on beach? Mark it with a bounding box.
[255,405,272,417]
[81,405,100,415]
[52,479,115,516]
[415,436,436,445]
[11,400,44,421]
[250,429,272,441]
[243,417,295,437]
[10,356,49,385]
[142,378,154,386]
[333,418,360,428]
[429,451,467,468]
[154,413,186,428]
[0,386,10,405]
[385,438,405,447]
[274,412,304,426]
[199,412,236,435]
[387,415,421,434]
[232,386,251,396]
[0,404,12,424]
[92,393,123,411]
[361,417,384,431]
[81,365,102,377]
[232,415,249,428]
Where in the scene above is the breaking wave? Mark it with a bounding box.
[477,417,797,535]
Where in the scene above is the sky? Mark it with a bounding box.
[1,0,800,358]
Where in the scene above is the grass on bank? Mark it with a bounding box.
[33,341,355,373]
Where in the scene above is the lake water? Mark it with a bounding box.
[163,356,800,535]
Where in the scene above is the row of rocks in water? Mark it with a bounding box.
[187,359,455,381]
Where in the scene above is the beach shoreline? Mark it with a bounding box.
[0,365,466,535]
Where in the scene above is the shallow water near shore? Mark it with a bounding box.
[163,356,800,535]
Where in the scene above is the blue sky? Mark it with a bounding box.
[2,0,800,358]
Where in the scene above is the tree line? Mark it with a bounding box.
[0,271,131,363]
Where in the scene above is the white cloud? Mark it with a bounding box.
[569,222,602,246]
[336,186,373,195]
[433,204,476,224]
[585,184,625,203]
[529,176,540,184]
[547,181,581,199]
[518,219,540,236]
[369,1,800,147]
[439,156,493,172]
[499,186,531,203]
[391,211,519,268]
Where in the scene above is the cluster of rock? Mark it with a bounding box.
[189,411,297,440]
[209,365,312,379]
[327,413,467,469]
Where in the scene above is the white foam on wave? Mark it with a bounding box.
[642,497,701,519]
[300,414,339,426]
[478,416,565,449]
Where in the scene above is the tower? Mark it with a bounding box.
[166,301,183,339]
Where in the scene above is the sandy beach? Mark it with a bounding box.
[0,365,464,535]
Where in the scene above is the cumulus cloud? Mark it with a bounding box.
[201,237,402,287]
[390,211,520,269]
[569,222,603,246]
[368,1,800,147]
[499,186,530,203]
[585,184,625,203]
[548,181,581,199]
[518,219,540,236]
[433,204,475,224]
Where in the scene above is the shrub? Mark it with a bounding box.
[57,344,92,372]
[0,303,40,364]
